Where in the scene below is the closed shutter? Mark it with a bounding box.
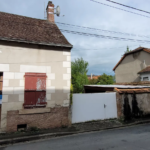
[24,73,47,108]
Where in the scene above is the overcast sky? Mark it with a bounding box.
[1,0,150,75]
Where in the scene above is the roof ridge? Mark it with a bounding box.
[0,11,46,22]
[113,47,150,71]
[0,11,72,48]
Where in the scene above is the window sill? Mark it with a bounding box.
[19,107,51,115]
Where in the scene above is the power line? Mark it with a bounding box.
[90,0,150,19]
[60,29,150,44]
[56,22,150,39]
[1,18,150,44]
[102,0,150,15]
[1,17,150,41]
[72,45,138,51]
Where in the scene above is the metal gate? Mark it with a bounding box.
[72,93,117,123]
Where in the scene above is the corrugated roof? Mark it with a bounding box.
[84,85,150,89]
[0,11,72,48]
[138,66,150,74]
[113,47,150,71]
[114,88,150,94]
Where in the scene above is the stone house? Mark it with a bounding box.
[0,1,72,132]
[113,47,150,83]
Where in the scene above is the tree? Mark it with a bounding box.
[89,78,98,85]
[71,58,88,75]
[97,73,114,85]
[73,73,89,93]
[122,46,132,56]
[71,58,89,93]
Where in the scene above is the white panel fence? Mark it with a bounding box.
[72,93,117,123]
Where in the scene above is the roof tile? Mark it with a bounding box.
[0,11,72,47]
[138,66,150,74]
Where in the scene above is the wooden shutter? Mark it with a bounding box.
[24,73,47,108]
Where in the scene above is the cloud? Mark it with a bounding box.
[1,0,150,75]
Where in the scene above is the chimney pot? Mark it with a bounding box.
[46,1,55,22]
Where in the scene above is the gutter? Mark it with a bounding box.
[0,37,73,48]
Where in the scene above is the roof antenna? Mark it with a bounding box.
[54,6,60,16]
[44,2,46,19]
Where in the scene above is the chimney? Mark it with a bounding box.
[143,60,147,69]
[46,1,55,22]
[91,73,93,79]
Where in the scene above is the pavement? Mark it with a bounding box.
[1,123,150,150]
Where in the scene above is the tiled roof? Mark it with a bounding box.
[113,47,150,71]
[114,88,150,94]
[138,66,150,74]
[87,75,100,80]
[0,11,72,48]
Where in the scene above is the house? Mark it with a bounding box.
[87,74,100,80]
[138,66,150,81]
[0,1,72,132]
[113,47,150,83]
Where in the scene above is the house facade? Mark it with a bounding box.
[138,66,150,81]
[113,47,150,83]
[0,1,72,132]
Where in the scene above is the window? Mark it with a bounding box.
[143,77,149,81]
[24,73,47,108]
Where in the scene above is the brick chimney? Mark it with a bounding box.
[46,1,55,22]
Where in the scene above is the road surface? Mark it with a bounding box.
[1,123,150,150]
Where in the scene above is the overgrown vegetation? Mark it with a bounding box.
[71,58,115,94]
[71,58,89,93]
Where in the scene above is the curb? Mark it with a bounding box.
[0,120,150,146]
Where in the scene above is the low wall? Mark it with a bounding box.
[7,107,69,132]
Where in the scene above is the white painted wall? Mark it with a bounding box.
[72,93,117,123]
[140,73,150,81]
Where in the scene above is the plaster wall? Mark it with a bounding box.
[140,73,150,81]
[115,51,150,83]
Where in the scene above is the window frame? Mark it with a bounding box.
[24,73,47,108]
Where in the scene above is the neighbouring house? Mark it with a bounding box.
[0,1,72,132]
[83,85,150,120]
[138,66,150,81]
[113,47,150,83]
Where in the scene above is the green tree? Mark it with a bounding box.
[97,73,114,85]
[71,58,89,93]
[89,78,98,85]
[122,46,132,56]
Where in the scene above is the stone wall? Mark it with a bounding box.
[117,93,150,119]
[0,41,71,132]
[7,107,69,132]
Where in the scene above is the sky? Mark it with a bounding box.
[1,0,150,75]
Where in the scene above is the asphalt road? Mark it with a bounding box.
[1,123,150,150]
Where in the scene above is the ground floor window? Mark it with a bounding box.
[24,73,47,108]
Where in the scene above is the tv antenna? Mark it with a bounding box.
[44,3,60,19]
[55,6,60,16]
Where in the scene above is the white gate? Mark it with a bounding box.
[72,93,117,123]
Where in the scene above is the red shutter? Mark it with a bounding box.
[24,73,47,108]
